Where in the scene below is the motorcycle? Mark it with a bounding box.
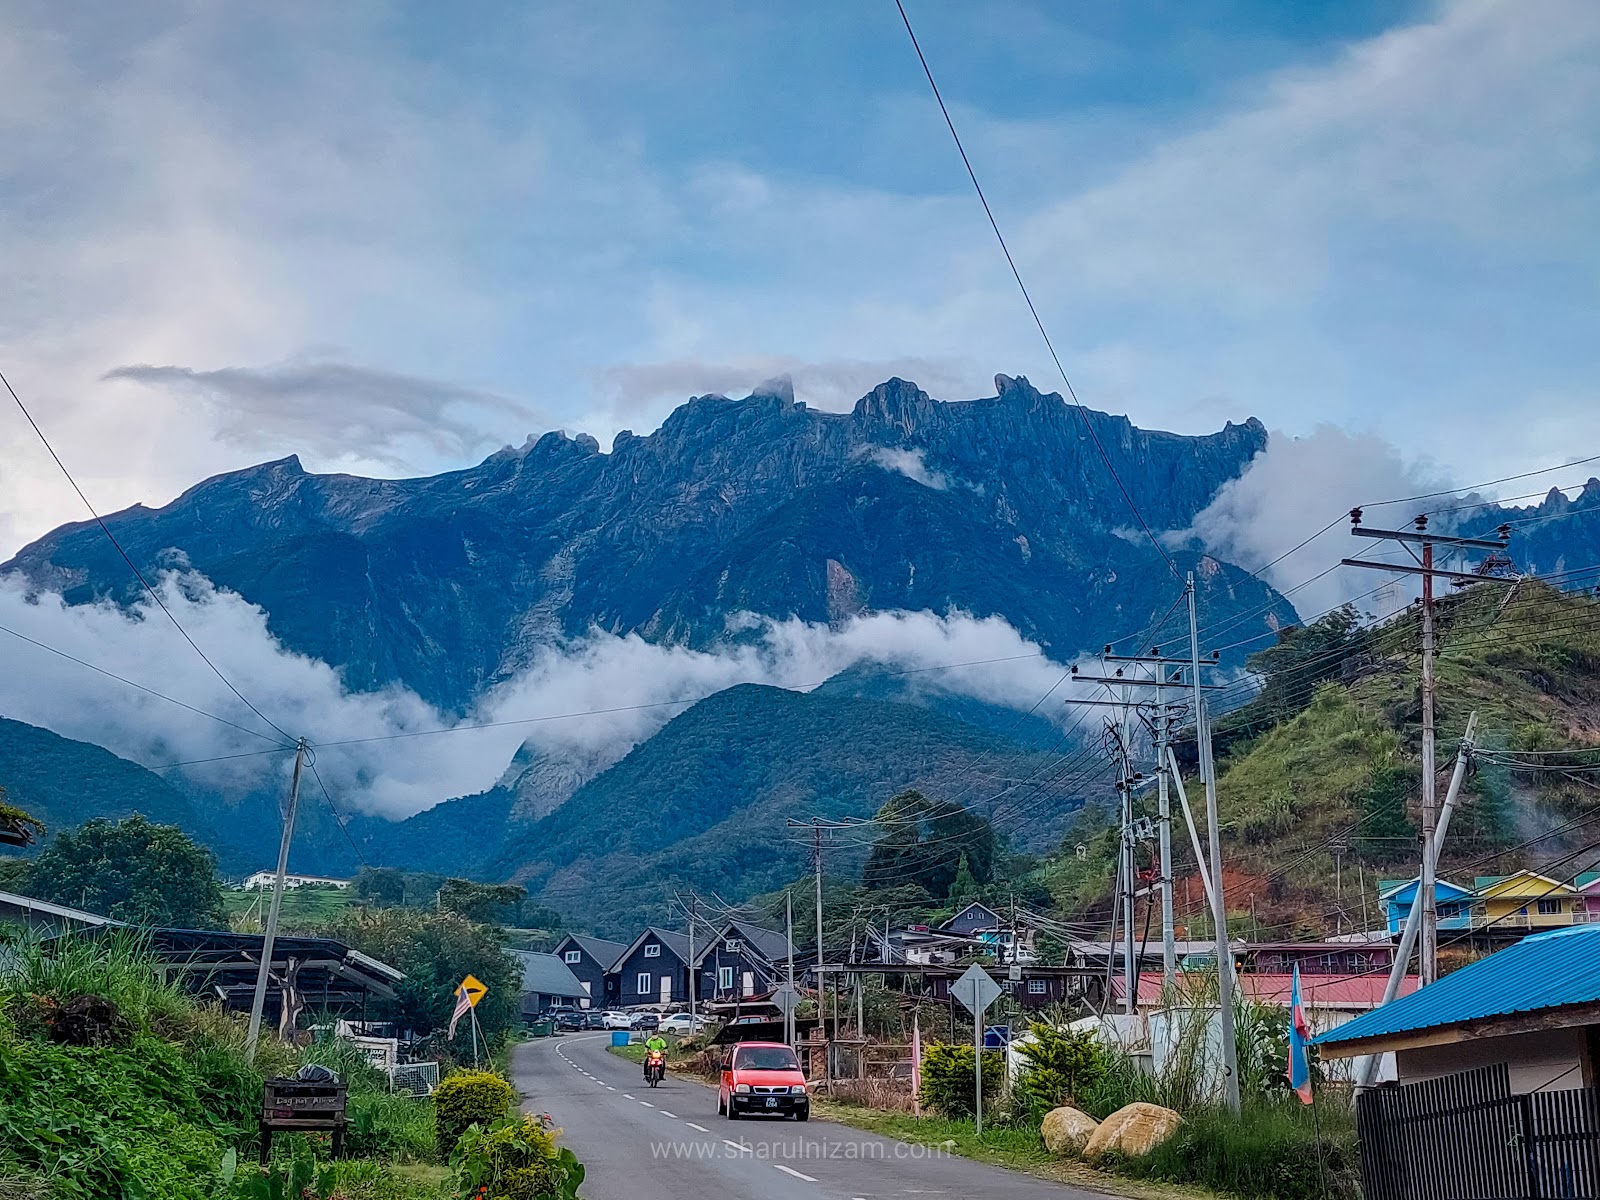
[645,1048,666,1088]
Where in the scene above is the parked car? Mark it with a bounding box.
[601,1010,634,1030]
[554,1010,586,1031]
[630,1012,661,1031]
[717,1041,809,1121]
[659,1013,710,1036]
[582,1010,607,1030]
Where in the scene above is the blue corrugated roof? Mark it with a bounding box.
[1318,924,1600,1049]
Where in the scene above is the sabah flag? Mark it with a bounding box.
[1288,964,1313,1104]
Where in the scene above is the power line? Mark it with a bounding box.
[308,758,372,872]
[2,368,295,746]
[892,0,1177,579]
[0,618,289,746]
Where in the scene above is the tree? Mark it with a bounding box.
[947,853,979,904]
[437,878,527,925]
[22,814,225,927]
[862,790,995,897]
[1246,604,1369,723]
[325,907,523,1042]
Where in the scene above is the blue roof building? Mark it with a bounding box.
[1376,876,1475,937]
[1318,924,1600,1094]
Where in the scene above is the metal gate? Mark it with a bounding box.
[1356,1063,1600,1199]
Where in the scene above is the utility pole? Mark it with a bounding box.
[786,890,797,1047]
[1345,513,1510,985]
[247,738,307,1060]
[687,893,698,1023]
[789,817,842,1091]
[1356,713,1478,1088]
[1188,574,1240,1114]
[1154,679,1177,990]
[1090,648,1225,991]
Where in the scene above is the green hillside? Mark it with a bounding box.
[0,717,209,850]
[1044,581,1600,941]
[492,682,1080,935]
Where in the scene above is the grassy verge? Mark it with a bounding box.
[813,1101,1211,1200]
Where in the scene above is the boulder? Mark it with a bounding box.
[1040,1106,1099,1156]
[1082,1102,1182,1160]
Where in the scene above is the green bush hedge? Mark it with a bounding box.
[433,1069,515,1158]
[917,1042,1002,1118]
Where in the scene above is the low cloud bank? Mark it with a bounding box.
[0,572,1084,820]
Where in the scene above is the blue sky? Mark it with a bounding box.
[1,0,1597,552]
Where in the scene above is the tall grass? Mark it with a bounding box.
[0,928,192,1030]
[1113,1100,1359,1200]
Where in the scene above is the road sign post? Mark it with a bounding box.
[950,964,1002,1136]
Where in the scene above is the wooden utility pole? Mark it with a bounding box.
[1344,513,1509,985]
[247,738,307,1060]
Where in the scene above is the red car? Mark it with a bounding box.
[717,1041,810,1121]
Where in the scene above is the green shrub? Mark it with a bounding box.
[1113,1101,1358,1200]
[917,1042,1001,1118]
[1014,1024,1109,1123]
[433,1070,514,1158]
[452,1116,583,1200]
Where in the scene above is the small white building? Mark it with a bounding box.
[240,872,352,891]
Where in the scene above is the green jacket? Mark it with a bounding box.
[645,1036,667,1054]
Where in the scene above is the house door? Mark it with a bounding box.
[742,971,754,997]
[660,975,672,1004]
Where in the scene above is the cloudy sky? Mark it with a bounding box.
[2,0,1598,554]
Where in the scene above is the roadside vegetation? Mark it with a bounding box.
[0,930,583,1199]
[822,989,1356,1200]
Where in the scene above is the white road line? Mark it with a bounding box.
[685,1121,709,1132]
[623,1094,635,1099]
[639,1101,655,1108]
[606,1086,616,1091]
[775,1165,819,1182]
[659,1110,677,1118]
[723,1140,747,1154]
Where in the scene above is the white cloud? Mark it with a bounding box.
[0,570,1088,820]
[861,447,950,491]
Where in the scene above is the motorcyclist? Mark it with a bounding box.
[644,1030,668,1080]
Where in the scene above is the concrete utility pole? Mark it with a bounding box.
[1356,712,1478,1089]
[247,738,307,1060]
[1188,574,1240,1114]
[1091,649,1217,991]
[786,890,797,1047]
[1344,513,1510,986]
[687,893,698,1022]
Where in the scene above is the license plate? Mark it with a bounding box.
[766,1098,777,1108]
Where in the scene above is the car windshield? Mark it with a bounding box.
[734,1047,800,1071]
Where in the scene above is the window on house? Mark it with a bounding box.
[564,950,582,964]
[1538,898,1563,915]
[636,972,651,994]
[1439,903,1460,919]
[725,939,742,953]
[1318,954,1338,973]
[1350,953,1371,973]
[644,943,661,958]
[718,967,734,990]
[1028,980,1047,996]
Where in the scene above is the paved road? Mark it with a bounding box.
[512,1033,1104,1200]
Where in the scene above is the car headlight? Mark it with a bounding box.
[735,1083,752,1094]
[790,1085,808,1095]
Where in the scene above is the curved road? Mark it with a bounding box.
[513,1033,1105,1200]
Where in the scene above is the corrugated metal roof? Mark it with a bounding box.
[1318,924,1600,1048]
[561,934,628,971]
[508,949,586,999]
